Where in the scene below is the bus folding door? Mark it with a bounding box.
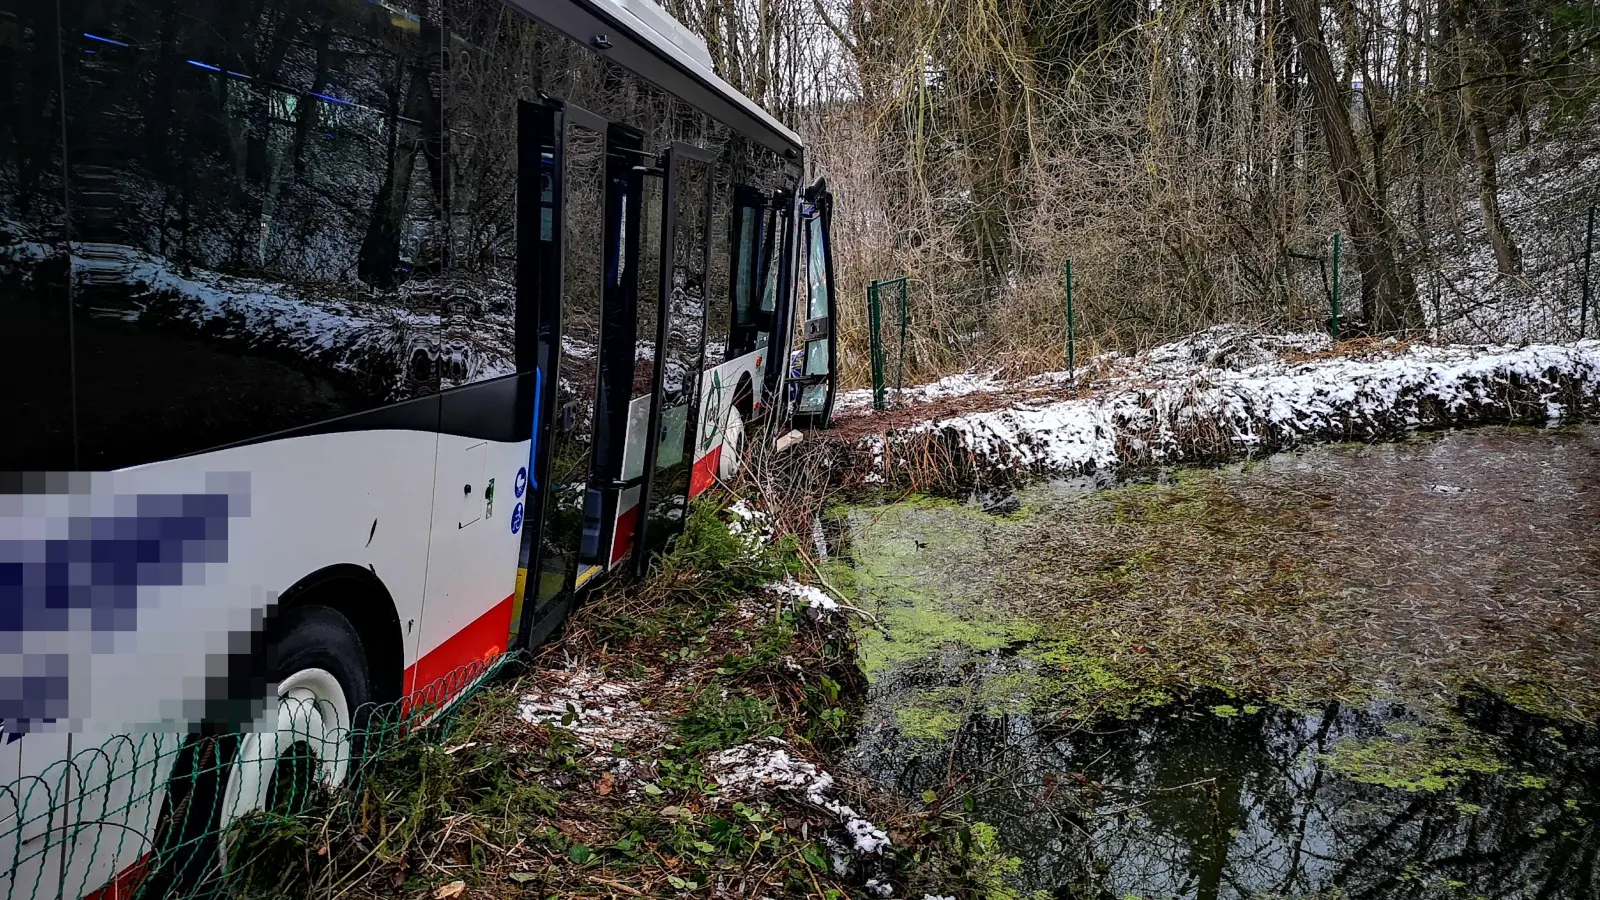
[634,143,715,575]
[601,131,660,570]
[789,179,838,430]
[516,103,609,645]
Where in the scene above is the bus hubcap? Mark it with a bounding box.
[718,408,745,481]
[218,667,351,857]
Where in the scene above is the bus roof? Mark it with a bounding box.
[585,0,803,150]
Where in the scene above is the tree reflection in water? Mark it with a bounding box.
[851,692,1598,899]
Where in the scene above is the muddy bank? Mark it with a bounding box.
[817,331,1600,491]
[835,425,1600,899]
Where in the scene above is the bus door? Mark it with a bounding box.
[635,143,715,574]
[790,178,838,429]
[596,127,655,570]
[515,102,609,646]
[759,187,797,414]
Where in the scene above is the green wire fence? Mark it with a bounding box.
[1,652,519,900]
[867,277,910,411]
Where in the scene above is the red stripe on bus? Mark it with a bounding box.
[402,593,515,704]
[612,503,640,565]
[83,853,149,900]
[689,446,721,498]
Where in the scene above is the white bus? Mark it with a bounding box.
[0,0,838,896]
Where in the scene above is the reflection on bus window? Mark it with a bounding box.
[645,152,711,543]
[53,0,467,469]
[757,206,782,350]
[798,212,830,414]
[804,215,829,376]
[727,191,764,359]
[536,118,606,605]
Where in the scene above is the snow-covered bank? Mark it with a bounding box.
[832,329,1600,484]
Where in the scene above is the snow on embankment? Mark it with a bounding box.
[839,331,1600,485]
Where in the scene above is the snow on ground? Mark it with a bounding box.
[767,578,839,613]
[726,500,775,559]
[517,669,663,757]
[1425,122,1600,344]
[708,738,890,857]
[843,328,1600,481]
[836,371,1010,415]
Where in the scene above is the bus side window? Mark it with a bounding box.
[726,187,765,360]
[62,0,448,470]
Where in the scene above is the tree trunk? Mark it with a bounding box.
[1283,0,1421,332]
[1452,0,1521,275]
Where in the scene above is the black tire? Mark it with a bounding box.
[261,604,372,807]
[139,605,372,897]
[270,604,372,731]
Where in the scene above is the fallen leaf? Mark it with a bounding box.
[596,772,614,795]
[434,880,466,899]
[508,872,538,885]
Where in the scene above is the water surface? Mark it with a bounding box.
[840,427,1600,899]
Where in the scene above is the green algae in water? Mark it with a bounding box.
[1321,721,1510,793]
[846,498,1047,681]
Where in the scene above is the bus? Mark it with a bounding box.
[0,0,838,896]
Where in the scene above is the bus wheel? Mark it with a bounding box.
[217,604,370,862]
[718,405,746,481]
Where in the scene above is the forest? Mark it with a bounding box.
[659,0,1600,383]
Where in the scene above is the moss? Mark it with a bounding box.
[858,599,1040,679]
[1322,723,1508,793]
[894,703,967,742]
[1210,704,1240,718]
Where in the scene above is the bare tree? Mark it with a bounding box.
[1284,0,1421,332]
[1450,0,1522,275]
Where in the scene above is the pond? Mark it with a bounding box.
[835,426,1600,900]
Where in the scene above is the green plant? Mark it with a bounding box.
[675,691,784,754]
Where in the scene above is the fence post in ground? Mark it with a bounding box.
[1064,259,1076,388]
[1331,234,1342,341]
[895,277,909,399]
[1582,205,1595,340]
[867,280,886,411]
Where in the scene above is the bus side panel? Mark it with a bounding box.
[32,429,442,898]
[57,734,177,900]
[3,734,73,900]
[410,378,533,699]
[62,432,438,741]
[407,431,526,700]
[689,347,766,498]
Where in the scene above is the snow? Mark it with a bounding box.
[767,578,839,612]
[853,329,1600,480]
[726,500,774,559]
[836,371,1009,413]
[517,669,662,752]
[1419,120,1600,344]
[708,738,891,855]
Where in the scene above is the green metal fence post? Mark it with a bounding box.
[867,280,886,411]
[1582,205,1594,340]
[1331,234,1342,341]
[1064,259,1076,387]
[895,278,909,399]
